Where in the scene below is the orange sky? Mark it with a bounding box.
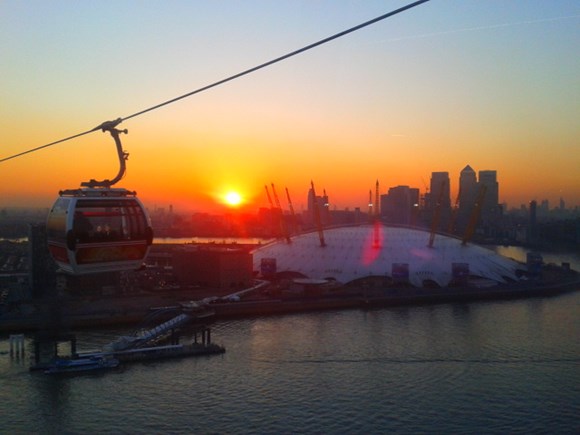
[1,1,579,213]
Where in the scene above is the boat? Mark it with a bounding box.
[44,356,119,375]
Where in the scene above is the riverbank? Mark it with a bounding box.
[2,267,578,334]
[0,287,234,333]
[4,284,578,434]
[210,272,580,319]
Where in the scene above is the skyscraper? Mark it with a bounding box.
[429,172,451,209]
[380,185,419,225]
[478,170,499,216]
[459,165,478,214]
[457,165,478,228]
[428,172,451,231]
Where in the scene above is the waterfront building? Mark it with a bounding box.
[173,245,253,289]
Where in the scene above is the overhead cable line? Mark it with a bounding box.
[0,128,99,163]
[120,0,430,123]
[1,0,430,164]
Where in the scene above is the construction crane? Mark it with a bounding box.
[420,176,430,210]
[462,184,487,245]
[264,184,274,209]
[421,176,429,193]
[271,183,291,243]
[265,184,282,241]
[311,180,326,247]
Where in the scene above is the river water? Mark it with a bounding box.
[1,247,579,434]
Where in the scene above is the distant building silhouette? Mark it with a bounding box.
[328,208,363,226]
[429,172,451,230]
[528,200,538,243]
[458,165,478,222]
[380,185,419,225]
[456,165,501,235]
[478,170,499,217]
[539,199,550,218]
[429,172,451,209]
[307,187,330,225]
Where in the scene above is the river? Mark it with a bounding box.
[1,247,579,434]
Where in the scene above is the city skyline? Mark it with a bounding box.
[1,1,579,213]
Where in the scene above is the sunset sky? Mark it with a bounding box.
[1,0,579,214]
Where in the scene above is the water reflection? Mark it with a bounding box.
[1,276,578,433]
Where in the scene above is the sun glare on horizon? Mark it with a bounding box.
[224,191,243,207]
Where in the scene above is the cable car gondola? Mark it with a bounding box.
[47,120,153,274]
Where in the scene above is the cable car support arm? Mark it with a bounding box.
[81,118,128,188]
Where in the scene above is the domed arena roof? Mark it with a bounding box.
[252,225,522,288]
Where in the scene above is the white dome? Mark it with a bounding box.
[252,225,521,288]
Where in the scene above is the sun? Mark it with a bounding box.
[224,191,243,207]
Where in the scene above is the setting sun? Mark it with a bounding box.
[224,191,243,207]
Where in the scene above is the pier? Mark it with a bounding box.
[27,308,224,372]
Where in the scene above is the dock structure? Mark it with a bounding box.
[104,313,192,352]
[81,308,227,366]
[96,307,226,365]
[27,306,224,372]
[81,339,224,364]
[29,331,78,371]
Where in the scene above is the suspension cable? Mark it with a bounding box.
[0,0,430,164]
